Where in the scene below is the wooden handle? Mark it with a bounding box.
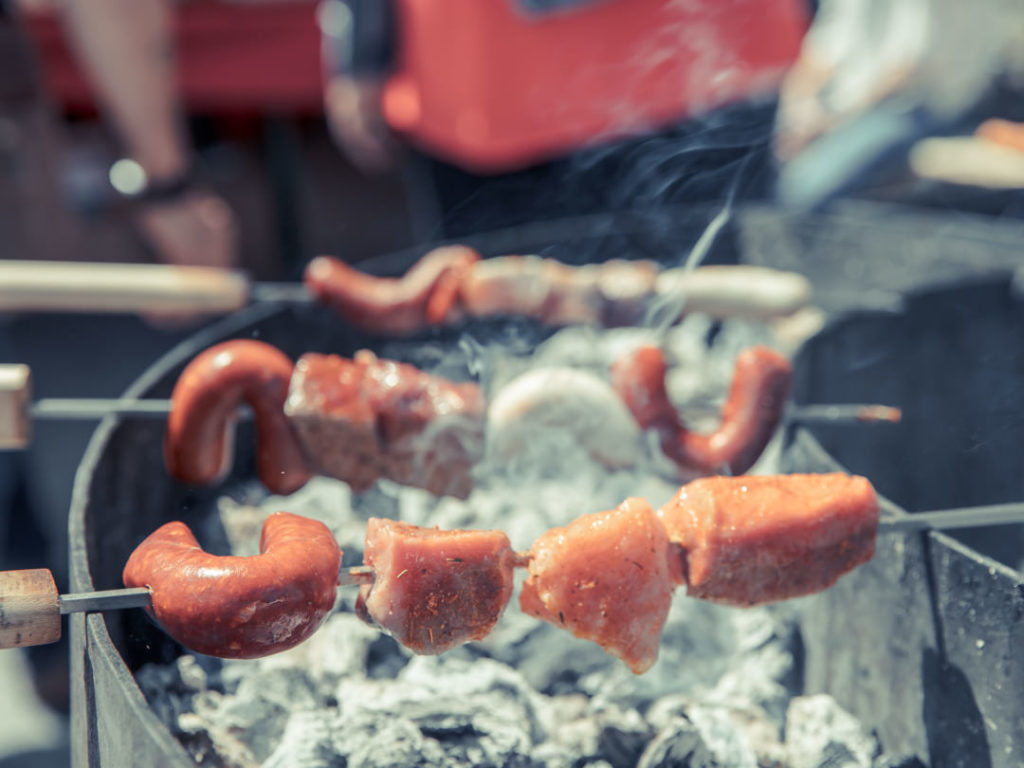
[656,266,812,320]
[910,136,1024,189]
[0,261,251,315]
[0,569,60,649]
[0,364,31,449]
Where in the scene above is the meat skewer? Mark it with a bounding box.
[5,476,1023,663]
[0,347,901,485]
[304,249,813,334]
[0,252,811,330]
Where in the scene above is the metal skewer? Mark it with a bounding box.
[788,404,903,424]
[54,564,376,617]
[28,398,903,425]
[878,502,1024,533]
[4,499,1021,651]
[47,503,1024,617]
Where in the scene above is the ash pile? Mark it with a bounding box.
[135,320,923,768]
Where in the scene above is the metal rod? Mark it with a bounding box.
[32,399,173,420]
[879,503,1024,533]
[250,282,314,305]
[33,397,903,427]
[59,587,152,614]
[55,566,376,615]
[31,399,253,421]
[789,404,903,424]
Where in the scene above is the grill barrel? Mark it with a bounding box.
[781,279,1024,768]
[67,206,1024,766]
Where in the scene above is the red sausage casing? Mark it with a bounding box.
[659,474,879,605]
[303,247,480,335]
[123,512,341,659]
[612,345,792,476]
[164,340,313,495]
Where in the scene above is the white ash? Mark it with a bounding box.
[136,320,917,768]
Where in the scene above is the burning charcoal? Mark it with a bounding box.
[331,712,448,768]
[174,655,209,693]
[262,711,338,768]
[872,756,928,768]
[547,704,650,768]
[637,718,718,768]
[594,707,653,768]
[786,695,881,768]
[253,613,387,690]
[208,668,319,763]
[508,623,616,694]
[684,706,760,768]
[399,655,549,737]
[176,711,258,768]
[403,699,534,767]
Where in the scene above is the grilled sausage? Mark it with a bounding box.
[611,345,793,476]
[122,512,341,658]
[164,340,313,495]
[303,246,481,335]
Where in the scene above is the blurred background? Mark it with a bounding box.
[0,0,1023,765]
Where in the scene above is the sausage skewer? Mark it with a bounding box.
[0,362,899,448]
[3,497,1021,653]
[0,255,810,329]
[304,250,813,334]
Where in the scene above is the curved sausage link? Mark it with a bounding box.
[123,512,341,658]
[611,345,793,476]
[303,246,481,335]
[165,340,313,495]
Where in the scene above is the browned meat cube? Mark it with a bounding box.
[285,351,485,498]
[519,498,679,674]
[358,518,517,654]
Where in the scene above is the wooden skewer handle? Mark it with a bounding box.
[0,569,61,649]
[657,266,813,320]
[0,365,31,450]
[0,261,251,316]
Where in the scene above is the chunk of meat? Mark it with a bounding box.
[659,474,879,606]
[284,351,485,498]
[519,498,679,674]
[359,518,516,654]
[457,255,660,327]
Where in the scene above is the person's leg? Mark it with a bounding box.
[57,0,238,268]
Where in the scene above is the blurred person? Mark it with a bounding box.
[317,0,799,240]
[56,0,239,269]
[772,0,1023,207]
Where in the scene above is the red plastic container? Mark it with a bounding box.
[384,0,809,172]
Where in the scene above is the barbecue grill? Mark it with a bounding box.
[781,277,1024,768]
[63,205,1023,767]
